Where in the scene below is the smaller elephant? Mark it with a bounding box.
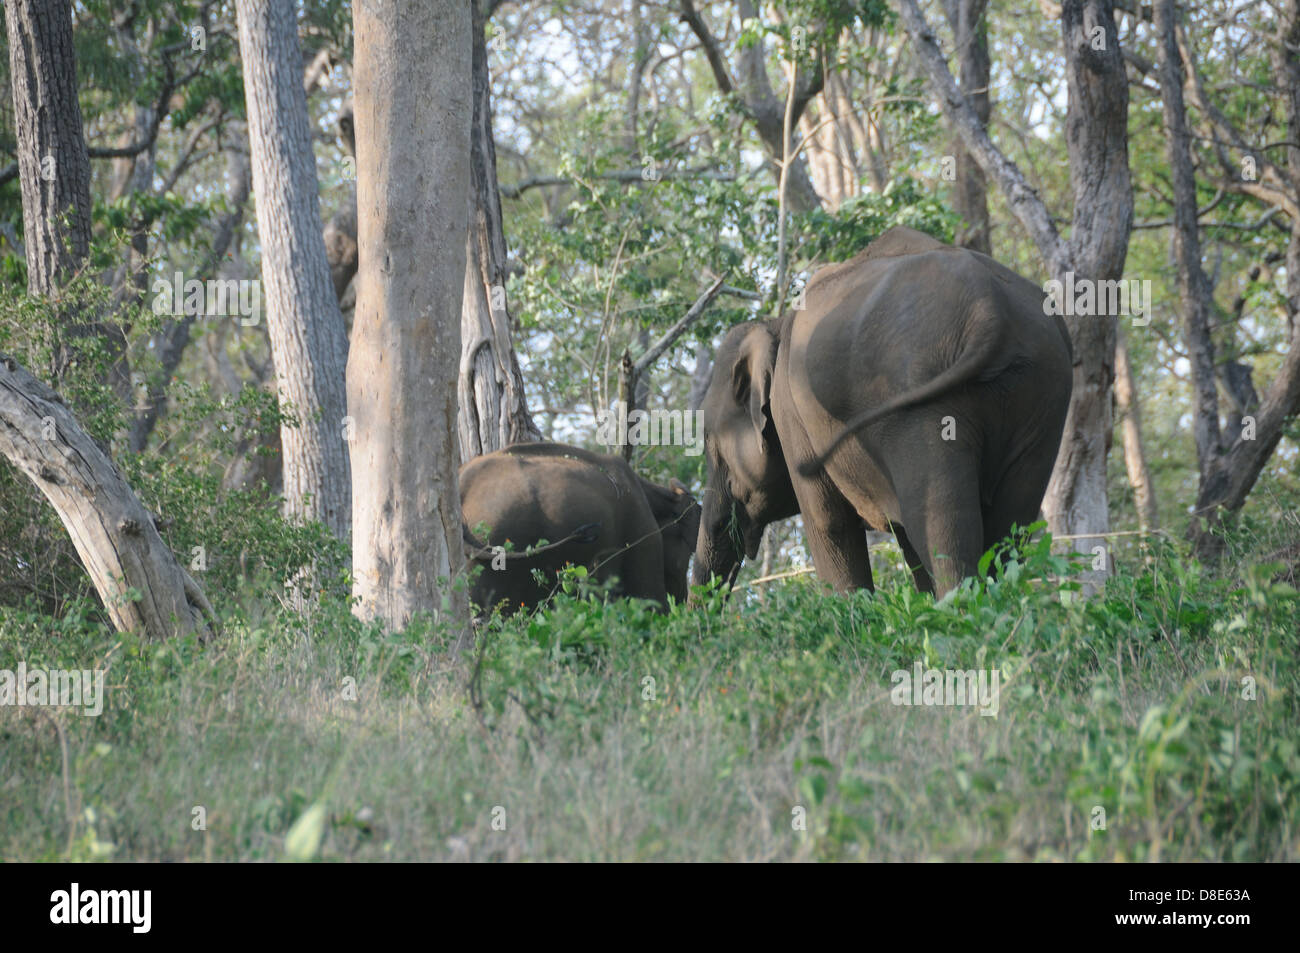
[460,442,701,613]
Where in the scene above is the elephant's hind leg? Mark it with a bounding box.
[896,463,985,597]
[982,434,1062,557]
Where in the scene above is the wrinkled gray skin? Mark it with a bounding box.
[461,442,701,613]
[692,227,1072,597]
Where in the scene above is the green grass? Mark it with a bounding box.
[1,532,1297,862]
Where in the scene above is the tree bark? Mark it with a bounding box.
[3,0,126,379]
[1042,0,1134,570]
[459,0,541,463]
[235,0,352,537]
[941,0,992,254]
[349,0,471,632]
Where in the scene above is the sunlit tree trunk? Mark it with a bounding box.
[235,0,352,537]
[349,0,471,632]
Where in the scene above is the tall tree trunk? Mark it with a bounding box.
[1155,0,1219,480]
[349,0,471,631]
[235,0,352,537]
[3,0,126,380]
[459,0,541,463]
[942,0,992,254]
[1042,0,1134,569]
[1,0,214,640]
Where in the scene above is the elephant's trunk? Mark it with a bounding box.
[690,483,745,597]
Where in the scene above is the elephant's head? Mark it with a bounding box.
[691,319,796,592]
[639,476,702,605]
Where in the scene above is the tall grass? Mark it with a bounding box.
[1,531,1296,861]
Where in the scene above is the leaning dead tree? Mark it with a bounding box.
[0,0,214,640]
[0,360,216,640]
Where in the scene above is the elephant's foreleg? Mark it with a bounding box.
[795,483,874,593]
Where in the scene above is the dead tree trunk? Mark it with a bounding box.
[349,0,471,632]
[0,358,216,639]
[235,0,352,537]
[459,0,541,462]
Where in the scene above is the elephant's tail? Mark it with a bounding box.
[463,522,602,561]
[797,316,1004,478]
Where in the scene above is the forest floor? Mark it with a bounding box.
[2,529,1298,862]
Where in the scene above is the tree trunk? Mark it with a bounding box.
[1182,0,1300,560]
[3,0,125,380]
[349,0,471,632]
[1155,0,1220,482]
[235,0,352,538]
[459,0,541,463]
[941,0,992,254]
[1114,326,1158,531]
[1041,0,1133,569]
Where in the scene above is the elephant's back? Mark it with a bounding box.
[460,446,628,548]
[786,243,1069,439]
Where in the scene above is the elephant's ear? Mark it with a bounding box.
[731,332,776,456]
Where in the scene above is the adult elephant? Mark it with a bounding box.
[461,442,700,613]
[692,227,1072,597]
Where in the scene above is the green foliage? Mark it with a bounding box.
[796,178,957,263]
